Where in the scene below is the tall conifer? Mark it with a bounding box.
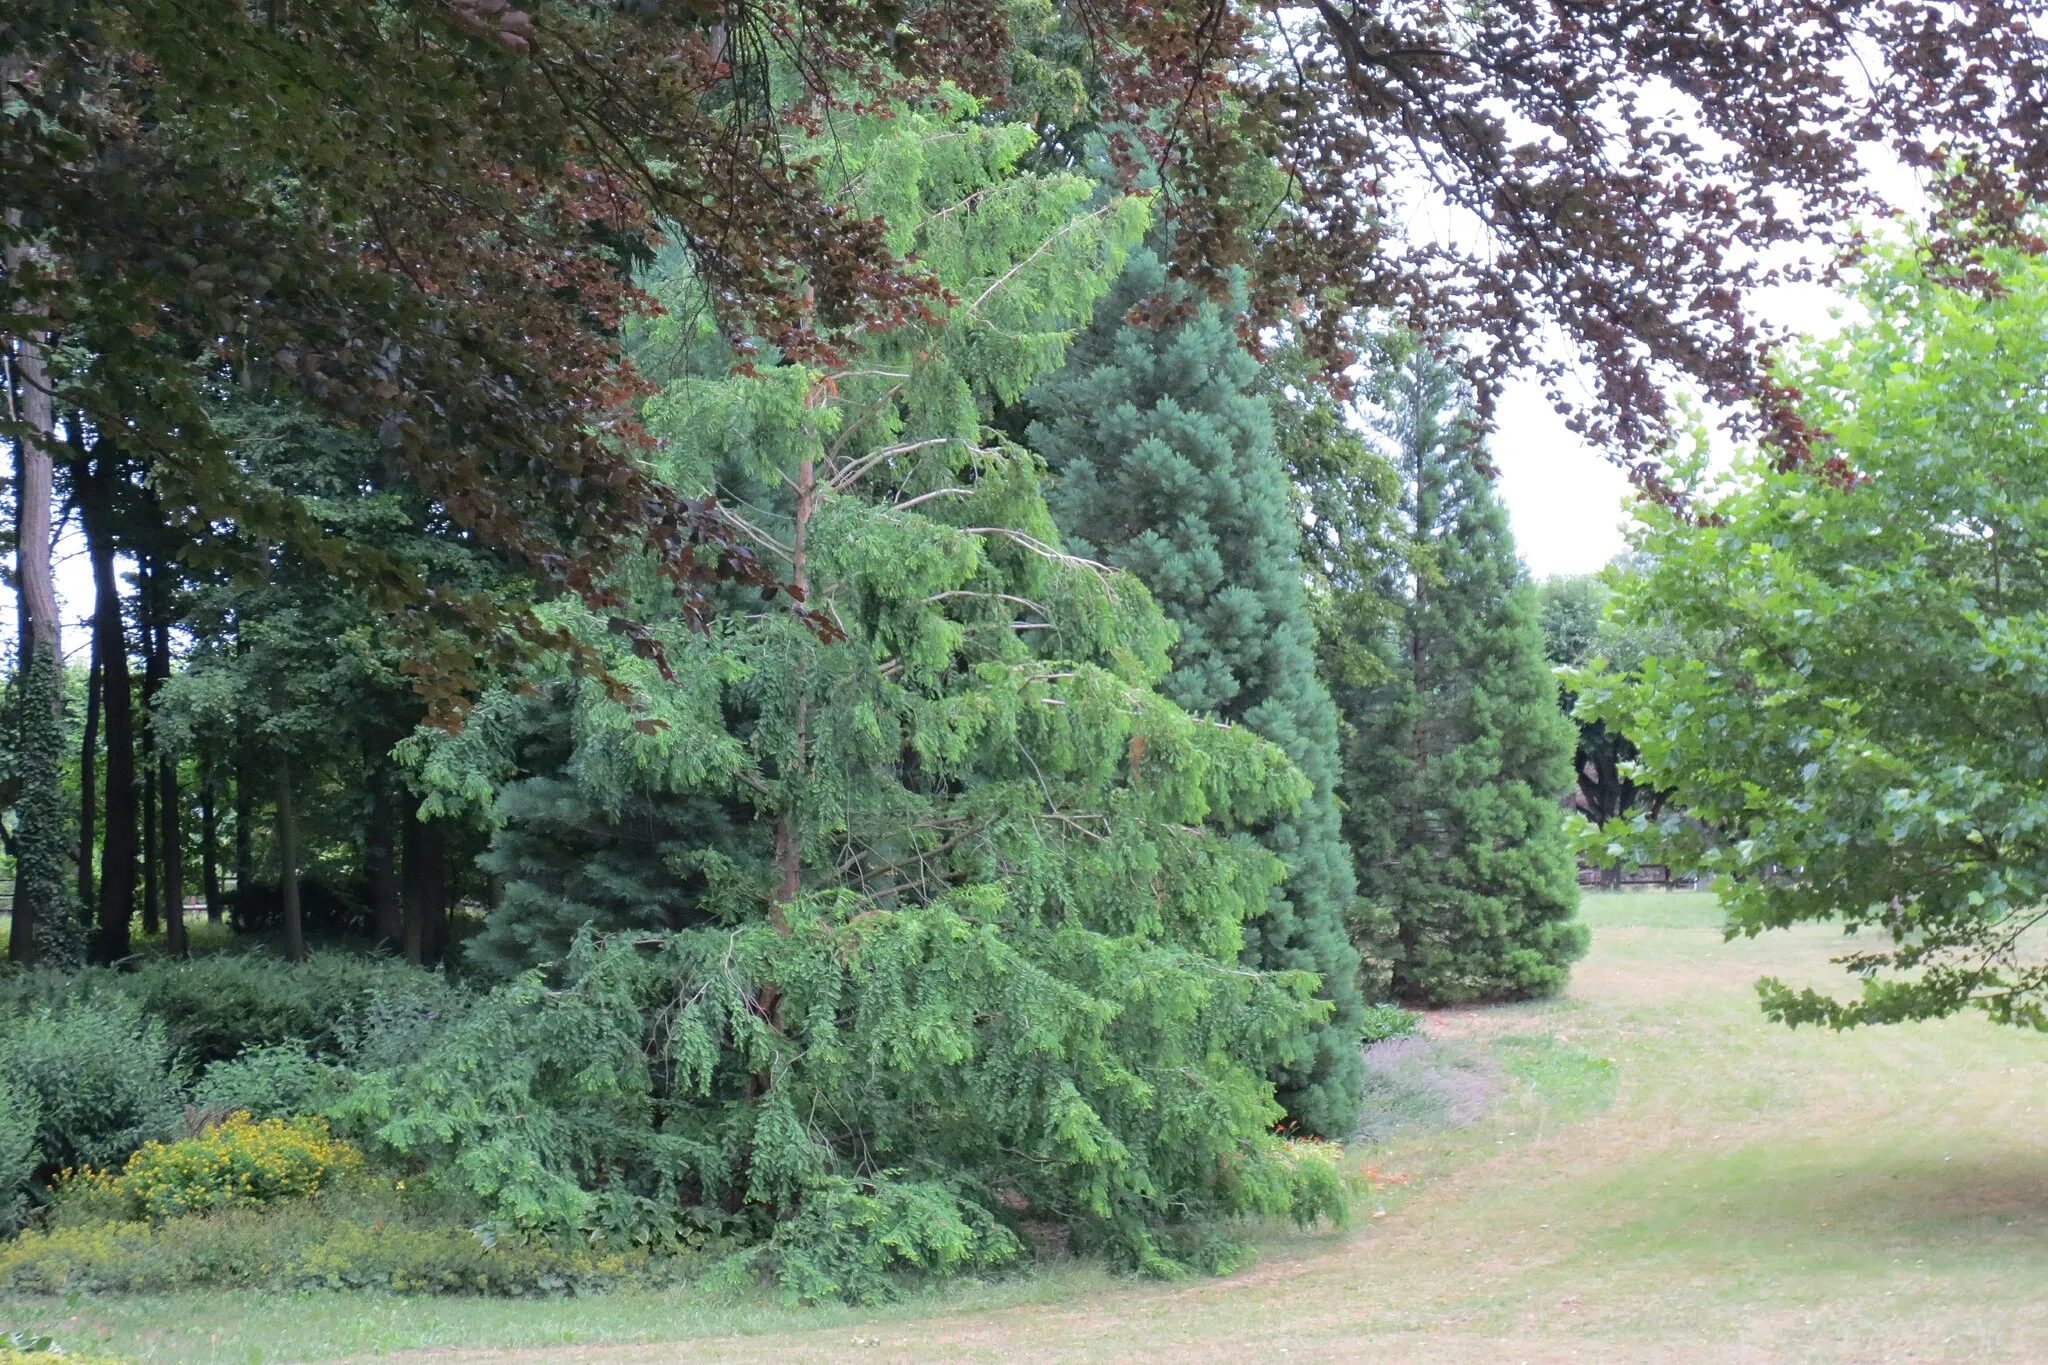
[1337,341,1585,1003]
[1027,249,1367,1137]
[395,106,1350,1276]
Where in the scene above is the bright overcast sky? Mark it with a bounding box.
[1490,267,1881,581]
[1489,71,1933,582]
[1488,263,1912,581]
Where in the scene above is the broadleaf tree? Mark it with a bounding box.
[1576,233,2048,1032]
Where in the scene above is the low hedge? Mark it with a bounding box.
[0,1197,686,1297]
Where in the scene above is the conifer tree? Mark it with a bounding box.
[1025,249,1366,1138]
[390,105,1348,1282]
[1338,340,1585,1003]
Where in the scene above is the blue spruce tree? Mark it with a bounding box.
[1028,248,1367,1137]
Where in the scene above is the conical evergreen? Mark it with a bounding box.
[390,106,1351,1280]
[1337,341,1585,1003]
[1027,248,1367,1137]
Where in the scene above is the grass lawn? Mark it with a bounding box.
[6,891,2047,1363]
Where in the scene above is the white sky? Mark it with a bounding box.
[1487,61,1933,582]
[1491,277,1857,581]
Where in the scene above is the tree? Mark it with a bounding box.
[384,102,1347,1279]
[1576,233,2048,1032]
[156,400,516,961]
[4,178,82,966]
[1339,340,1583,1004]
[1539,574,1670,854]
[998,3,2048,472]
[1025,248,1366,1137]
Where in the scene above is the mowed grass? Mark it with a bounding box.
[7,891,2048,1363]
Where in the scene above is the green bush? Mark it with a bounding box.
[115,951,468,1065]
[0,1076,40,1233]
[193,1044,348,1118]
[759,1176,1021,1306]
[75,1113,367,1220]
[0,997,183,1172]
[1358,1003,1421,1045]
[0,1191,680,1296]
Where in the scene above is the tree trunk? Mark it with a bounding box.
[366,749,400,947]
[85,468,137,963]
[139,563,162,938]
[5,226,74,966]
[400,797,423,966]
[79,622,100,914]
[421,819,448,966]
[200,751,222,923]
[159,627,185,956]
[234,746,252,909]
[276,754,305,961]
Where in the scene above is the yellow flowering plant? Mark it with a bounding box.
[68,1113,365,1220]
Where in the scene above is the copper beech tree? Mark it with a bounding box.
[1,2,2042,966]
[6,1,2044,653]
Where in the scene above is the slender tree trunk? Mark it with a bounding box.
[366,749,400,947]
[85,468,136,963]
[139,562,163,938]
[159,615,184,956]
[400,799,426,966]
[79,622,100,913]
[420,819,448,966]
[5,223,75,966]
[200,751,222,923]
[770,453,816,923]
[233,744,252,925]
[275,753,304,961]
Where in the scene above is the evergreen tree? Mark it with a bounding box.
[389,104,1348,1281]
[1338,341,1585,1003]
[1025,249,1366,1138]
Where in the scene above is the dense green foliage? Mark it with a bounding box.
[1336,343,1584,1003]
[0,1188,678,1297]
[0,1076,36,1233]
[1578,238,2048,1030]
[8,647,84,967]
[0,997,182,1174]
[1026,248,1367,1137]
[372,105,1346,1290]
[1539,574,1674,838]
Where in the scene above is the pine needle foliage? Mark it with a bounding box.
[1338,340,1585,1004]
[386,98,1346,1294]
[1023,248,1367,1138]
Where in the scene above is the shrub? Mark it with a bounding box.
[0,1077,40,1233]
[0,997,183,1172]
[1359,1002,1422,1045]
[193,1044,348,1119]
[116,951,468,1065]
[0,1193,674,1296]
[75,1114,365,1220]
[759,1176,1022,1306]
